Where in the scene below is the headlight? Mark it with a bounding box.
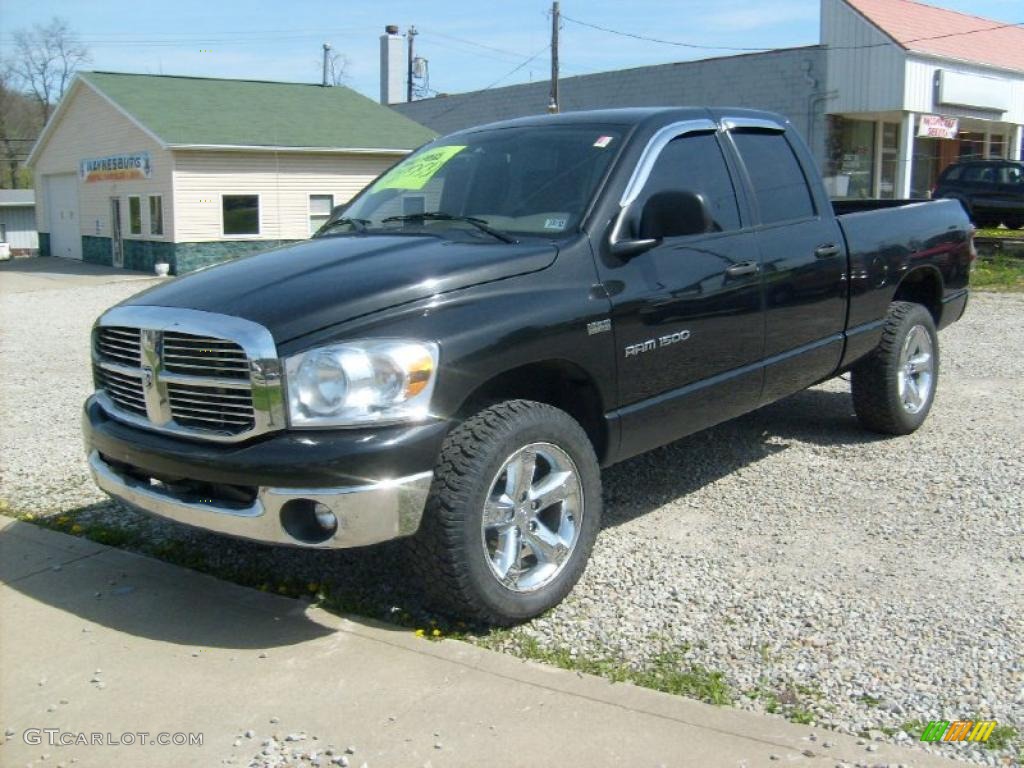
[285,340,439,427]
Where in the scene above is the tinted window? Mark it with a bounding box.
[998,165,1023,185]
[732,131,815,224]
[638,133,741,233]
[941,165,962,182]
[961,165,989,182]
[223,195,259,235]
[319,125,624,239]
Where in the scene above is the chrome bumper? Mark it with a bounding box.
[88,451,432,549]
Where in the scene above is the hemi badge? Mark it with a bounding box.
[587,319,612,336]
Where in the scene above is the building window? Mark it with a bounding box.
[824,117,876,199]
[149,195,163,236]
[732,131,815,224]
[309,194,334,235]
[222,195,259,236]
[128,196,142,235]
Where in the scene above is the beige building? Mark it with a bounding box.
[27,72,435,273]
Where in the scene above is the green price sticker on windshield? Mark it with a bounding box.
[372,145,467,192]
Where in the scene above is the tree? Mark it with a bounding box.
[318,49,349,86]
[9,17,90,124]
[0,67,42,189]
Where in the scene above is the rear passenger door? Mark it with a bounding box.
[725,124,847,404]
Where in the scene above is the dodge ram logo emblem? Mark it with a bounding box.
[142,367,154,389]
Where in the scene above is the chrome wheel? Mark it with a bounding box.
[481,442,583,593]
[897,324,934,414]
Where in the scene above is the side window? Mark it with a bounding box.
[962,165,986,182]
[942,166,962,182]
[637,133,741,234]
[732,131,815,225]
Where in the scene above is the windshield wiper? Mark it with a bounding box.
[318,216,371,235]
[380,211,518,243]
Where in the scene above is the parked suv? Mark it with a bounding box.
[933,160,1024,229]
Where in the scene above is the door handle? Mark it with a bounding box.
[725,261,759,277]
[815,243,841,259]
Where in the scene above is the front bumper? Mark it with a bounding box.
[83,396,449,549]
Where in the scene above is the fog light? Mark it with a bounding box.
[314,502,338,533]
[280,498,338,544]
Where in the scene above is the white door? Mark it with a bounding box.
[46,173,82,260]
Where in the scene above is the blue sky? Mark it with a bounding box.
[0,0,1020,101]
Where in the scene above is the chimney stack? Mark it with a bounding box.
[380,25,405,104]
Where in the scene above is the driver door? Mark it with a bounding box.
[596,129,765,459]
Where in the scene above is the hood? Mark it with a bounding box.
[123,235,557,342]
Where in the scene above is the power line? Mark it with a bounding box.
[428,44,550,121]
[561,12,1024,54]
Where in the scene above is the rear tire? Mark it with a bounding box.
[851,302,939,435]
[408,400,601,626]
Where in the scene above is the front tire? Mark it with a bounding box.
[409,400,602,626]
[851,302,939,435]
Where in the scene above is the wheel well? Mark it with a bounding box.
[893,268,942,324]
[457,361,608,461]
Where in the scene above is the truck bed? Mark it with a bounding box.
[832,197,972,368]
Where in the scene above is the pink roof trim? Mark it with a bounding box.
[843,0,1024,72]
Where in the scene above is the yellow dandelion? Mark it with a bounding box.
[431,629,442,638]
[57,516,71,526]
[71,524,84,534]
[414,629,425,638]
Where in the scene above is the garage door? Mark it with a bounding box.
[46,173,81,260]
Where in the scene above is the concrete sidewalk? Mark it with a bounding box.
[0,517,959,768]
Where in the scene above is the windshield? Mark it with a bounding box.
[316,123,625,240]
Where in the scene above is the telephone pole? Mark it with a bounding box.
[407,25,419,102]
[549,2,560,113]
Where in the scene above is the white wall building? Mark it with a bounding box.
[27,72,435,273]
[0,190,38,255]
[822,0,1024,199]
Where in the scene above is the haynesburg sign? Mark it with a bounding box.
[918,115,959,140]
[79,152,152,183]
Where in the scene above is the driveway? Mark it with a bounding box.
[0,255,1020,766]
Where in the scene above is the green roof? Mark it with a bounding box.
[78,71,436,151]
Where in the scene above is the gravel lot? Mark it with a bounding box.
[1,267,1021,766]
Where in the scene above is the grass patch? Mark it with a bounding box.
[975,227,1023,240]
[984,723,1018,752]
[973,256,1024,292]
[503,636,732,705]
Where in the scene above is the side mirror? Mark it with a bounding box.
[639,190,713,240]
[610,237,660,259]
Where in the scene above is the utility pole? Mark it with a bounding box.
[407,25,418,102]
[322,42,331,86]
[549,1,560,113]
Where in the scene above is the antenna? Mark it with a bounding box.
[407,25,419,102]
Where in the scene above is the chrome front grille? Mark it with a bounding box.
[97,327,142,366]
[95,366,147,416]
[167,381,255,430]
[162,333,250,379]
[91,307,285,443]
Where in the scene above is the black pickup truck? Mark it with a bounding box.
[84,108,973,624]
